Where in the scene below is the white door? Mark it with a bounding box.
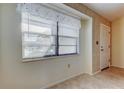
[100,24,110,70]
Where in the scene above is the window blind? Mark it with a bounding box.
[17,3,81,59]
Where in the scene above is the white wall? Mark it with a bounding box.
[82,19,93,75]
[112,17,124,68]
[0,4,92,88]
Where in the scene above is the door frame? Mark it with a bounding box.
[100,24,111,70]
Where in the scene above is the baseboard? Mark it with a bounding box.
[91,70,101,75]
[111,65,124,69]
[41,70,102,88]
[41,71,84,89]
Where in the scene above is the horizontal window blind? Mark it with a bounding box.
[17,3,81,59]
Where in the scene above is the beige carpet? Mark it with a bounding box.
[49,67,124,89]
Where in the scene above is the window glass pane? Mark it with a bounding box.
[23,45,56,58]
[22,13,57,58]
[58,24,79,55]
[22,23,54,35]
[23,33,55,45]
[59,26,79,37]
[22,32,56,58]
[22,13,57,35]
[59,46,77,54]
[59,37,77,45]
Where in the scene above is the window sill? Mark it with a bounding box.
[22,53,79,63]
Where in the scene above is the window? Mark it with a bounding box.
[58,14,80,55]
[19,4,81,60]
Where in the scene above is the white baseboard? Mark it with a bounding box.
[91,70,101,75]
[41,71,84,89]
[41,70,102,88]
[111,65,124,69]
[41,70,101,89]
[42,70,102,88]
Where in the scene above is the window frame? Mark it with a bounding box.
[21,7,80,62]
[22,20,80,62]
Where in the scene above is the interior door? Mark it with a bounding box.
[100,24,110,70]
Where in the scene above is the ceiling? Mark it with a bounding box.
[83,3,124,21]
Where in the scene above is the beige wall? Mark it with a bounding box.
[0,3,110,88]
[66,3,111,73]
[0,5,3,86]
[112,17,124,68]
[0,4,93,88]
[82,19,93,74]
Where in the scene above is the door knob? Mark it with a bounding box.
[101,49,104,51]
